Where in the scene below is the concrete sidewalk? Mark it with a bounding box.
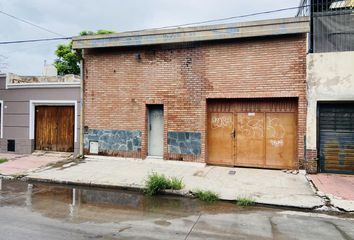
[0,152,71,176]
[26,156,324,209]
[308,174,354,212]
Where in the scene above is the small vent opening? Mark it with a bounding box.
[7,140,15,152]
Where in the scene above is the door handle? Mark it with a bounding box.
[231,129,236,138]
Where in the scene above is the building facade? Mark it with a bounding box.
[302,0,354,174]
[0,73,81,155]
[74,17,309,169]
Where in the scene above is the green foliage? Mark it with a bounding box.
[96,29,115,35]
[54,42,81,75]
[80,29,114,36]
[193,190,219,203]
[79,30,95,36]
[54,29,115,75]
[144,173,184,196]
[144,173,170,196]
[0,158,8,164]
[169,177,184,190]
[236,197,255,206]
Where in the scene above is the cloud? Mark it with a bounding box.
[0,0,299,75]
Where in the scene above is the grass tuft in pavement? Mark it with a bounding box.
[144,173,184,196]
[169,176,184,190]
[0,158,8,164]
[193,190,219,203]
[236,197,256,206]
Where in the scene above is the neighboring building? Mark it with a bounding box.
[0,73,81,155]
[300,0,354,174]
[73,17,309,170]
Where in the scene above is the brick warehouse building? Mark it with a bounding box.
[73,17,309,169]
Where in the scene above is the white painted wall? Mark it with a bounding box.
[306,51,354,150]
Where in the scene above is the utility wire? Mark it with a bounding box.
[0,37,71,45]
[131,4,311,32]
[0,9,67,37]
[0,4,311,45]
[1,40,64,57]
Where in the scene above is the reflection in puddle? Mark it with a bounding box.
[0,179,253,224]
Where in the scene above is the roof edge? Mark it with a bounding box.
[72,16,309,49]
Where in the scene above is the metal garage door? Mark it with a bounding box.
[207,99,297,169]
[319,103,354,174]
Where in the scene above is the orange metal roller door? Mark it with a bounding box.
[207,99,297,169]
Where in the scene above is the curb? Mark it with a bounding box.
[23,176,194,198]
[22,176,326,212]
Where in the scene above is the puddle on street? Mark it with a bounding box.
[1,179,352,226]
[0,179,265,224]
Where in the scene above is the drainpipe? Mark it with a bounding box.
[79,50,85,157]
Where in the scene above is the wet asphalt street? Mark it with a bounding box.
[0,179,353,240]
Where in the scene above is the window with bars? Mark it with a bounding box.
[298,0,354,53]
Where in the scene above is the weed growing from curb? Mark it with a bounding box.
[0,158,8,164]
[193,190,219,203]
[144,173,184,196]
[169,177,184,190]
[236,197,255,206]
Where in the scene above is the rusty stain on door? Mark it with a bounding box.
[207,99,297,169]
[236,112,265,167]
[265,113,296,168]
[207,112,234,165]
[319,103,354,174]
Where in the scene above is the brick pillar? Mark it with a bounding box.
[305,149,318,174]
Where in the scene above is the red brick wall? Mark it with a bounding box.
[306,149,317,161]
[305,149,318,173]
[83,34,307,165]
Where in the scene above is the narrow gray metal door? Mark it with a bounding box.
[319,103,354,174]
[148,106,164,156]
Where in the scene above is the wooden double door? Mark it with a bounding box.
[35,106,74,152]
[207,99,297,169]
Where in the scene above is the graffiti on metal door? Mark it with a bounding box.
[238,117,264,138]
[211,115,232,129]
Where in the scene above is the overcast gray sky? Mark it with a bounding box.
[0,0,300,75]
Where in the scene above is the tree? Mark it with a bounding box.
[54,42,81,75]
[54,30,115,75]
